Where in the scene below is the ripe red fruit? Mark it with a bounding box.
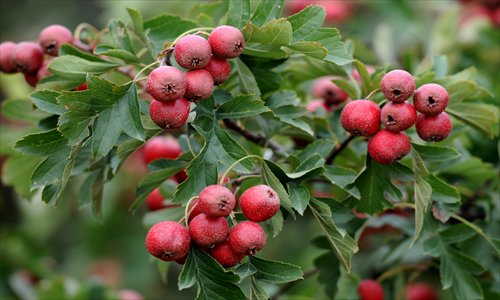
[208,25,245,59]
[146,188,170,211]
[13,42,44,73]
[187,198,203,223]
[210,240,245,267]
[145,221,191,261]
[368,129,411,164]
[340,100,381,137]
[312,76,349,105]
[229,221,266,255]
[184,69,214,101]
[39,24,73,56]
[405,283,438,300]
[413,83,449,116]
[173,169,188,183]
[197,185,236,217]
[174,35,212,69]
[306,99,331,112]
[415,112,452,142]
[119,289,144,300]
[204,57,231,85]
[380,101,417,132]
[381,70,415,102]
[149,98,190,129]
[240,185,280,222]
[189,213,229,247]
[357,280,384,300]
[0,42,17,73]
[75,83,88,91]
[320,0,352,24]
[146,66,186,102]
[143,136,182,165]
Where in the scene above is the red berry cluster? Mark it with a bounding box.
[147,25,245,130]
[145,184,280,267]
[341,69,452,164]
[0,25,75,87]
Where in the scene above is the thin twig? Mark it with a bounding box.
[325,135,356,164]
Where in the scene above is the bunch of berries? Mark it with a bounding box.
[145,183,280,267]
[147,25,245,130]
[341,69,452,164]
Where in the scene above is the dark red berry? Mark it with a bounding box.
[340,100,381,137]
[405,283,438,300]
[312,76,349,105]
[174,35,212,69]
[184,69,214,101]
[146,66,186,102]
[149,98,190,129]
[75,83,88,91]
[0,42,17,73]
[228,221,266,255]
[143,135,182,165]
[210,240,245,267]
[208,25,245,59]
[204,57,231,84]
[189,213,229,247]
[415,112,452,142]
[380,101,417,132]
[39,24,73,56]
[146,188,175,211]
[13,42,44,73]
[368,129,411,164]
[197,185,236,217]
[239,185,280,222]
[381,70,415,102]
[358,280,384,300]
[413,83,449,116]
[145,221,191,261]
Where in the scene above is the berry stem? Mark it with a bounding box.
[229,174,261,187]
[325,135,356,164]
[229,212,238,226]
[172,27,214,45]
[133,61,159,82]
[180,196,199,226]
[219,155,262,185]
[74,22,100,41]
[365,88,380,100]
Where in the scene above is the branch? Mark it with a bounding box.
[325,135,356,164]
[270,269,319,300]
[222,119,288,158]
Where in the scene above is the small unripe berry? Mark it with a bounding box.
[357,280,384,300]
[368,129,411,164]
[413,83,449,116]
[189,214,229,247]
[240,185,280,222]
[146,66,186,102]
[380,101,417,132]
[312,76,349,105]
[149,98,190,129]
[204,57,231,84]
[184,69,214,101]
[39,24,73,56]
[229,221,266,255]
[210,240,245,267]
[13,42,44,73]
[381,70,415,102]
[0,42,17,73]
[198,185,236,217]
[340,100,381,137]
[415,112,452,142]
[174,35,212,69]
[405,283,438,300]
[306,99,331,112]
[143,135,182,165]
[208,25,245,59]
[145,221,190,261]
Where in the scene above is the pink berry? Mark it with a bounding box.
[146,188,176,211]
[380,101,417,132]
[415,112,452,142]
[228,221,266,255]
[204,57,231,85]
[306,99,331,112]
[368,129,411,164]
[413,83,449,116]
[145,221,191,261]
[312,76,349,105]
[239,185,280,222]
[146,66,186,102]
[149,98,190,129]
[208,25,245,59]
[119,290,144,300]
[197,185,236,217]
[340,100,381,137]
[143,135,182,165]
[0,42,17,73]
[381,70,415,102]
[174,35,212,69]
[358,280,384,300]
[184,69,214,101]
[405,283,438,300]
[39,24,73,56]
[210,240,245,267]
[13,42,44,73]
[189,213,229,247]
[320,0,352,24]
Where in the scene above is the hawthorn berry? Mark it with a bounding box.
[0,42,17,73]
[208,25,245,59]
[118,289,144,300]
[145,188,170,211]
[357,279,384,300]
[24,72,39,87]
[321,0,352,23]
[306,99,331,113]
[239,185,280,222]
[146,66,186,102]
[197,185,236,217]
[174,34,212,69]
[381,70,415,102]
[75,83,88,91]
[189,213,229,247]
[39,24,73,56]
[143,135,182,165]
[415,112,452,142]
[368,129,411,164]
[13,42,44,73]
[405,283,438,300]
[184,69,214,101]
[149,98,190,129]
[228,221,266,255]
[413,83,449,116]
[312,76,349,105]
[380,101,417,132]
[187,198,203,223]
[145,221,190,261]
[210,240,245,268]
[204,57,231,85]
[340,99,381,137]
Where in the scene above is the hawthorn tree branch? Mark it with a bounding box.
[325,135,356,164]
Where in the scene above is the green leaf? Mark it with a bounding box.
[227,0,250,29]
[2,154,43,197]
[428,173,461,223]
[262,161,293,215]
[292,139,335,163]
[411,149,432,245]
[302,28,353,65]
[287,41,327,59]
[322,166,359,198]
[412,143,461,162]
[108,20,134,53]
[249,256,303,284]
[249,277,268,300]
[57,111,93,144]
[59,44,108,62]
[243,19,292,46]
[143,15,198,55]
[447,102,499,138]
[353,59,372,97]
[93,46,139,63]
[91,108,123,157]
[31,148,70,189]
[288,5,325,42]
[14,129,67,156]
[233,58,261,97]
[178,247,246,300]
[30,90,66,115]
[332,78,360,100]
[216,95,269,119]
[126,7,144,36]
[288,183,310,215]
[48,55,121,81]
[1,99,50,123]
[315,253,340,299]
[308,198,358,271]
[243,43,288,59]
[251,0,285,27]
[266,90,313,136]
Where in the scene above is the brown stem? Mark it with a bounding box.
[325,135,356,164]
[270,269,319,300]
